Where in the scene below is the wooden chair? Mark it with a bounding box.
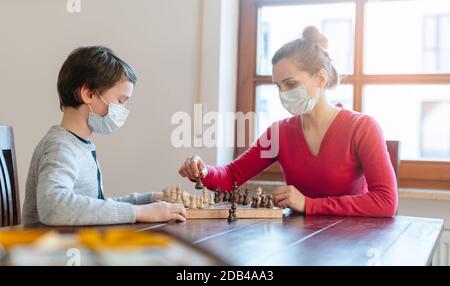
[386,140,400,180]
[0,125,21,227]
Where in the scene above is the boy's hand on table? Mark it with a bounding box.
[272,185,306,213]
[152,192,163,202]
[134,201,186,223]
[178,155,208,181]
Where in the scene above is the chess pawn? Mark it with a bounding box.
[198,196,205,209]
[182,191,190,208]
[209,192,215,205]
[244,194,251,206]
[259,195,266,208]
[238,193,244,205]
[175,184,183,203]
[229,192,234,203]
[170,187,177,203]
[202,187,209,203]
[189,195,198,209]
[251,196,258,208]
[256,196,262,208]
[162,187,170,202]
[214,188,221,203]
[242,189,249,205]
[266,195,274,208]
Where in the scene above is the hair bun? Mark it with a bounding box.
[302,26,328,49]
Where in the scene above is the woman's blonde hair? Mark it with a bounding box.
[271,26,339,89]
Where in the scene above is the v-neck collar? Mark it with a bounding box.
[298,109,344,158]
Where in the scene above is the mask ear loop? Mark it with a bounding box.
[96,90,109,106]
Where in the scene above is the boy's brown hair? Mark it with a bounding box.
[57,46,137,111]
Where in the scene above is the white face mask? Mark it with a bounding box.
[87,93,129,135]
[279,73,319,115]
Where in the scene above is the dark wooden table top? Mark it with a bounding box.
[6,212,444,266]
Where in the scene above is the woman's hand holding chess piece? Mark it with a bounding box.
[178,155,208,183]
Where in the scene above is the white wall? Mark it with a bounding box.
[0,0,238,204]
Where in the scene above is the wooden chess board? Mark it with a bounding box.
[186,202,283,219]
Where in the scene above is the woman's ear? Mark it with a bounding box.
[316,69,328,89]
[79,85,96,104]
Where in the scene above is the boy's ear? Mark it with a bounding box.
[79,85,96,104]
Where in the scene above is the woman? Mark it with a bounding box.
[178,26,397,217]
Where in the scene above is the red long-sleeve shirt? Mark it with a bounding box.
[202,109,398,217]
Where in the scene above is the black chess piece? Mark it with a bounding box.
[214,188,221,203]
[259,195,266,208]
[229,191,234,203]
[195,175,203,190]
[266,195,274,208]
[251,196,258,208]
[238,193,244,205]
[231,201,238,221]
[227,208,234,223]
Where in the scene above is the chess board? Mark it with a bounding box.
[186,202,283,219]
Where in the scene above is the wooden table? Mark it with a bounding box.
[8,212,444,266]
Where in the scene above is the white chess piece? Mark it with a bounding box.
[202,187,209,203]
[182,191,190,208]
[162,187,170,202]
[170,187,177,203]
[198,196,205,209]
[256,187,262,206]
[208,192,215,205]
[189,195,197,209]
[175,184,183,203]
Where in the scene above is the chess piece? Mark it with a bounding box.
[198,196,205,209]
[243,189,250,205]
[238,193,244,205]
[227,209,234,223]
[251,196,258,208]
[202,187,209,203]
[170,187,177,203]
[231,201,237,221]
[175,184,183,203]
[259,195,266,208]
[195,175,204,190]
[229,191,234,203]
[231,200,237,210]
[214,188,221,203]
[182,191,190,208]
[266,195,274,208]
[209,192,215,205]
[189,195,198,209]
[256,187,262,197]
[163,187,170,202]
[224,192,229,202]
[228,202,237,222]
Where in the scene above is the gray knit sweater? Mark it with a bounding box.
[22,126,154,226]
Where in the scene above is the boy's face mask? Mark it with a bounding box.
[87,92,129,135]
[278,72,319,116]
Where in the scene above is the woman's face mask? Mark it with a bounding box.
[87,92,129,135]
[278,73,319,116]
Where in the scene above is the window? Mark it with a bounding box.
[237,0,450,189]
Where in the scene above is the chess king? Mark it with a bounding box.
[178,26,397,218]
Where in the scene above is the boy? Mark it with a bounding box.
[22,46,186,225]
